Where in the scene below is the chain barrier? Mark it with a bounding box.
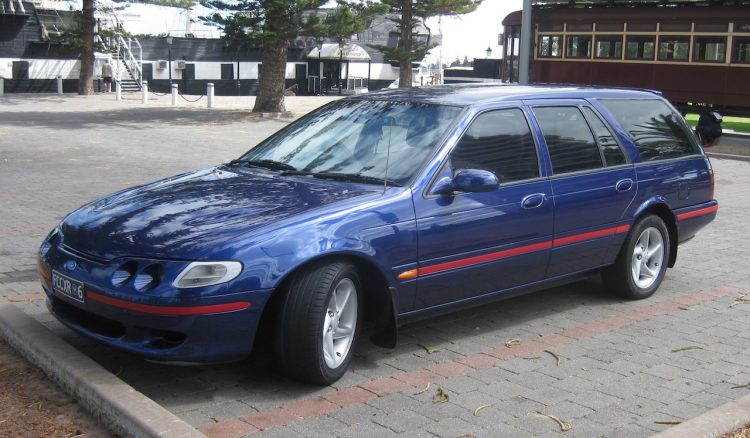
[178,93,206,103]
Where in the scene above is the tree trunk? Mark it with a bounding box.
[78,0,95,95]
[398,0,413,89]
[253,39,288,113]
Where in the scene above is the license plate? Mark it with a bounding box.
[51,270,86,304]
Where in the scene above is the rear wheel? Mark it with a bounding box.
[275,260,361,385]
[603,215,670,300]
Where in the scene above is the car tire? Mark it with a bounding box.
[603,215,670,300]
[275,260,361,385]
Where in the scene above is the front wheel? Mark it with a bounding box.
[275,260,361,385]
[603,215,670,300]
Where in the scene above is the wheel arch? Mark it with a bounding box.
[255,252,399,353]
[633,201,678,268]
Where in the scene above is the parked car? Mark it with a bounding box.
[38,85,717,384]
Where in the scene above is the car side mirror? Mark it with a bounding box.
[431,169,499,195]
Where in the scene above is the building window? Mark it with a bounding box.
[538,35,562,57]
[626,36,655,60]
[694,37,727,62]
[566,35,592,58]
[658,36,689,61]
[595,35,623,59]
[221,63,234,80]
[734,37,750,63]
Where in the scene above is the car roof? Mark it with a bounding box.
[351,83,663,107]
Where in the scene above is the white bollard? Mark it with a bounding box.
[0,76,4,97]
[56,75,63,95]
[142,80,148,104]
[171,83,178,106]
[115,80,122,101]
[207,83,214,108]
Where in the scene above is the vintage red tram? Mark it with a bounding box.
[502,5,750,115]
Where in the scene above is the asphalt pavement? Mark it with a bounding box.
[1,93,749,438]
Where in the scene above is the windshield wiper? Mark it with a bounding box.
[280,170,402,187]
[225,159,297,172]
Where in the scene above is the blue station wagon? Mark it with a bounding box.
[38,85,717,384]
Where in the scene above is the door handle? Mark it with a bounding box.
[616,179,634,192]
[521,193,546,209]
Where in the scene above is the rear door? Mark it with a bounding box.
[527,101,636,277]
[412,106,553,309]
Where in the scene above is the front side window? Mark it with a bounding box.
[596,35,623,59]
[242,100,462,186]
[658,36,690,61]
[626,36,655,60]
[567,35,592,58]
[694,37,727,62]
[449,108,539,183]
[533,106,604,174]
[600,99,700,161]
[538,35,562,57]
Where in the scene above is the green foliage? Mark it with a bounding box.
[138,0,196,8]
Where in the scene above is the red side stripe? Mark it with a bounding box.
[87,291,251,316]
[676,205,718,221]
[416,224,631,277]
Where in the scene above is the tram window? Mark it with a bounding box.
[658,36,689,61]
[628,23,657,32]
[538,23,564,32]
[567,35,592,58]
[626,36,655,60]
[694,37,727,62]
[695,23,728,33]
[533,106,603,174]
[567,23,593,32]
[582,107,627,166]
[600,99,699,162]
[595,35,623,59]
[660,23,691,32]
[734,37,750,62]
[538,35,562,57]
[597,23,624,32]
[736,23,750,33]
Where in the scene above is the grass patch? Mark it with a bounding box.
[685,113,750,134]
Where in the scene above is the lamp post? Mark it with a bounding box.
[316,40,323,95]
[486,46,493,58]
[338,40,344,96]
[166,36,173,86]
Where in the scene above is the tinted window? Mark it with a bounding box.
[601,99,700,161]
[533,106,603,174]
[538,35,562,57]
[694,37,727,62]
[626,36,655,60]
[583,107,627,166]
[449,109,539,183]
[567,35,592,58]
[658,36,690,61]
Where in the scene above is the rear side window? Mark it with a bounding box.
[582,107,627,166]
[600,99,700,161]
[533,106,603,174]
[449,108,539,183]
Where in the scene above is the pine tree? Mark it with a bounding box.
[376,0,480,88]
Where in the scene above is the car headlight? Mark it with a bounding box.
[172,261,242,288]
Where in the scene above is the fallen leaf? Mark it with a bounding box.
[522,356,541,360]
[414,382,431,395]
[432,387,449,403]
[417,344,441,354]
[671,345,704,353]
[731,383,750,389]
[730,294,750,308]
[473,404,492,416]
[544,350,561,366]
[505,339,521,348]
[678,306,691,310]
[533,411,572,431]
[654,420,682,425]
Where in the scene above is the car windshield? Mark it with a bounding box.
[237,100,463,186]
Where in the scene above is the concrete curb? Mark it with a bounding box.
[652,393,750,438]
[0,303,206,438]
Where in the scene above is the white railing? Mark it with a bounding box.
[115,35,142,88]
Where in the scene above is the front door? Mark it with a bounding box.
[413,107,553,310]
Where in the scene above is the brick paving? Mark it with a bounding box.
[1,93,749,437]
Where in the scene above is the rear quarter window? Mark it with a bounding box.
[600,99,700,161]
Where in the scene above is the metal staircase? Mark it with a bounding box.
[113,35,143,92]
[32,0,64,40]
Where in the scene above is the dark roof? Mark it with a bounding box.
[350,84,662,107]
